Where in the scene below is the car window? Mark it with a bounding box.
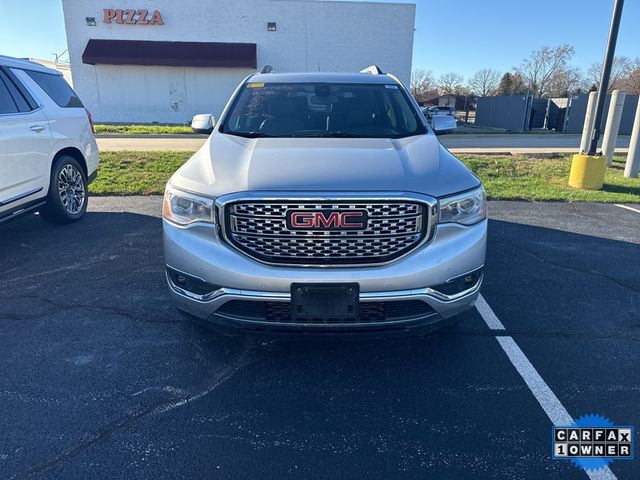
[23,70,83,108]
[222,82,426,138]
[0,71,33,112]
[0,75,19,114]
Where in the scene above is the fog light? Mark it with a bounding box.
[166,267,220,296]
[463,275,475,286]
[433,269,482,296]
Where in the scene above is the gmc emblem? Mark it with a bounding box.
[286,209,368,230]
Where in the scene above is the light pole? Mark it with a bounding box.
[569,0,625,190]
[587,0,625,155]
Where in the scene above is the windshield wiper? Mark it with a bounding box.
[229,131,381,139]
[290,131,365,138]
[227,131,276,138]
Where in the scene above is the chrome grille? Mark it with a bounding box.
[231,202,422,217]
[222,198,431,265]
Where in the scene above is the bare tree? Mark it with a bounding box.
[438,72,464,96]
[619,59,640,94]
[588,56,634,92]
[410,69,437,102]
[515,44,575,97]
[467,68,501,96]
[547,66,586,97]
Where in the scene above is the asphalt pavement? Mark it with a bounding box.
[0,198,639,479]
[94,133,632,154]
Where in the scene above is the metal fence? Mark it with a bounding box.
[563,93,639,134]
[475,92,639,134]
[475,95,532,132]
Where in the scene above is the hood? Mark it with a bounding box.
[171,133,480,198]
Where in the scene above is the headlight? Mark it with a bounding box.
[163,185,215,225]
[439,187,486,226]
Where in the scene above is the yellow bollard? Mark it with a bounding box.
[568,154,607,190]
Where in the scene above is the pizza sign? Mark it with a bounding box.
[103,9,164,25]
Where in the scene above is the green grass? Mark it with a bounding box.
[459,154,640,203]
[89,151,191,195]
[89,151,640,202]
[94,124,193,135]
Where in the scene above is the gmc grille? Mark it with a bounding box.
[221,199,433,265]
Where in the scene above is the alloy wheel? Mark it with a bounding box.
[57,164,85,215]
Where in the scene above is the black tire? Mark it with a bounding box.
[40,155,88,224]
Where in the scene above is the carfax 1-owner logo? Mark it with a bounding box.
[552,414,635,472]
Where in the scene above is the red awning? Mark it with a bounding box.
[82,39,257,68]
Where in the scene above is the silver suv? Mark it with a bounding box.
[163,68,486,335]
[0,55,99,224]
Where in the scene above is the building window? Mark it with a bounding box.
[267,22,276,32]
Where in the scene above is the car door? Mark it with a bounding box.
[0,68,52,212]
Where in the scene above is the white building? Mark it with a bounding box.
[61,0,416,124]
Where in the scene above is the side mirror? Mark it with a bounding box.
[431,114,457,135]
[191,114,215,134]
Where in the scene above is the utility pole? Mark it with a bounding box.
[569,0,625,190]
[587,0,624,155]
[51,49,69,65]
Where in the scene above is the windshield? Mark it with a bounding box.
[221,82,426,138]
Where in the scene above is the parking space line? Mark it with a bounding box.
[614,204,640,214]
[495,336,573,426]
[476,298,617,480]
[475,294,505,330]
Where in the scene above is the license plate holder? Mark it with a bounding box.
[291,283,359,321]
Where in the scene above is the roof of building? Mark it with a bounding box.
[27,58,71,71]
[0,55,61,75]
[248,71,400,84]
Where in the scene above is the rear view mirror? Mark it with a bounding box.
[431,114,457,135]
[310,95,338,105]
[191,114,215,134]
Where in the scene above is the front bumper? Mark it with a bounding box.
[163,218,487,333]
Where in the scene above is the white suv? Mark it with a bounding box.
[0,55,99,224]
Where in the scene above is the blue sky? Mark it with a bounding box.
[1,0,638,80]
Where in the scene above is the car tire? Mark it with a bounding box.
[40,155,88,224]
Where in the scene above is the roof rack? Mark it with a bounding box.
[259,65,274,74]
[360,65,385,75]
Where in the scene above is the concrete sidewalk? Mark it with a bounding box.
[95,133,631,154]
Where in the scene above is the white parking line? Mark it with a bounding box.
[495,336,573,426]
[614,203,640,214]
[476,295,617,480]
[475,295,505,330]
